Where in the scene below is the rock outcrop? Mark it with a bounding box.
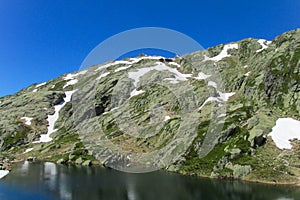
[0,29,299,184]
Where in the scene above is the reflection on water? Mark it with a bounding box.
[20,161,29,174]
[0,161,299,200]
[44,162,57,191]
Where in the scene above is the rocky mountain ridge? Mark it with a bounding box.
[0,28,299,184]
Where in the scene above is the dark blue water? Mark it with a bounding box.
[0,161,299,200]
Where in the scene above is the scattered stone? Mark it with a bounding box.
[69,154,75,160]
[225,162,251,179]
[82,160,92,166]
[56,158,66,164]
[27,157,36,161]
[75,157,83,165]
[229,148,242,159]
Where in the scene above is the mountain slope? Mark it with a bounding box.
[0,29,300,184]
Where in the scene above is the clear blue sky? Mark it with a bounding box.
[0,0,299,97]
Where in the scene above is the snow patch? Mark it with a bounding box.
[130,89,145,98]
[204,43,238,62]
[197,76,235,110]
[62,71,87,88]
[63,70,87,81]
[33,82,47,92]
[168,62,180,68]
[268,118,300,149]
[21,117,33,126]
[95,56,165,72]
[36,82,47,88]
[95,61,128,72]
[63,79,78,88]
[198,97,221,110]
[198,93,235,110]
[24,148,34,153]
[111,107,119,112]
[96,72,110,80]
[128,62,192,87]
[115,65,132,72]
[244,71,251,77]
[33,90,76,143]
[0,170,9,179]
[164,116,171,121]
[218,114,227,118]
[194,72,211,80]
[256,39,271,53]
[208,81,217,88]
[218,92,235,101]
[163,78,179,84]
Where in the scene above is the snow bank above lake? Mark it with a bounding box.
[0,170,9,179]
[268,118,300,149]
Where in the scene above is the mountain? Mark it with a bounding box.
[0,29,300,184]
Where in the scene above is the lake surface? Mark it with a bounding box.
[0,161,299,200]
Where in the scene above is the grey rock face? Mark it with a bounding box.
[0,29,299,183]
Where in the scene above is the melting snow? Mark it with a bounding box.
[244,71,251,77]
[168,62,180,68]
[63,79,78,88]
[21,117,33,126]
[95,56,165,72]
[36,82,47,88]
[130,89,145,98]
[208,81,217,88]
[218,92,235,101]
[33,90,76,143]
[163,78,179,84]
[33,82,47,92]
[62,71,87,89]
[204,43,238,62]
[256,39,271,53]
[198,93,235,110]
[127,62,192,99]
[96,72,110,80]
[198,93,234,111]
[0,170,9,179]
[95,61,128,72]
[218,114,227,118]
[198,97,221,110]
[128,62,192,87]
[115,65,132,72]
[62,71,87,88]
[268,118,300,149]
[63,70,87,81]
[194,72,211,80]
[24,148,34,153]
[197,74,236,110]
[164,116,171,121]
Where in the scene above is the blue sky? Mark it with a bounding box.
[0,0,299,97]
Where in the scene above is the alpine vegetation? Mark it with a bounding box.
[0,29,299,185]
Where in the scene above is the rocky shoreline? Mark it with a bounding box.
[3,154,299,187]
[0,159,12,171]
[0,28,300,186]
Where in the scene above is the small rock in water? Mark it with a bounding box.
[27,157,36,161]
[75,157,83,165]
[82,160,92,166]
